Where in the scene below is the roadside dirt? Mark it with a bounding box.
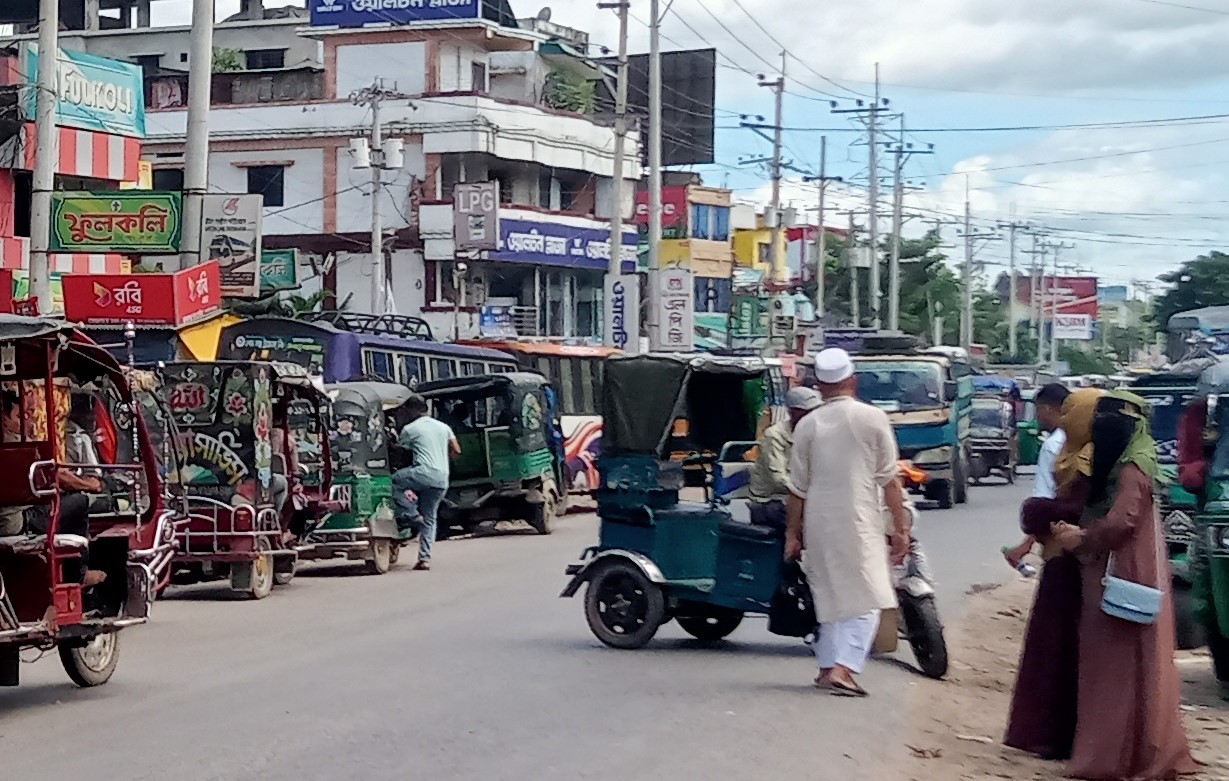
[889,576,1229,780]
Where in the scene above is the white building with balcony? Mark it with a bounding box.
[4,0,641,340]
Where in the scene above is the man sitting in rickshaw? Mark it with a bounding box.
[748,387,821,530]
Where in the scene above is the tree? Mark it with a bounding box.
[212,47,243,73]
[1153,251,1229,330]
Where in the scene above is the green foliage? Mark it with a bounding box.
[1059,345,1116,375]
[212,47,243,73]
[1153,251,1229,331]
[543,69,596,114]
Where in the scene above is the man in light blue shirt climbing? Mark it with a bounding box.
[393,393,460,571]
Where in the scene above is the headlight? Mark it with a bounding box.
[913,446,952,465]
[1220,526,1229,551]
[1211,525,1229,552]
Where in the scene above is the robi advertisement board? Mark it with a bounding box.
[633,186,689,238]
[62,261,221,327]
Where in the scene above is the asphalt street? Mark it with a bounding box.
[0,477,1033,780]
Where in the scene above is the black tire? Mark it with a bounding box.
[232,553,274,600]
[584,561,665,649]
[930,479,955,510]
[1172,584,1205,651]
[366,539,393,575]
[1208,619,1229,701]
[59,633,120,688]
[676,607,744,642]
[954,455,969,505]
[900,595,948,679]
[529,480,558,535]
[273,557,297,587]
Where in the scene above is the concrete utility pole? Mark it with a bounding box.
[29,0,61,310]
[832,65,890,329]
[957,178,1001,351]
[998,218,1031,358]
[1025,239,1052,365]
[600,0,629,348]
[179,0,216,271]
[351,80,409,315]
[886,116,933,332]
[1048,243,1078,368]
[758,56,787,283]
[840,210,862,326]
[803,135,842,320]
[647,0,662,284]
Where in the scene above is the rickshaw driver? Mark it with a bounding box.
[748,387,821,530]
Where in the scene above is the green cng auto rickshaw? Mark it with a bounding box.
[408,373,566,537]
[297,382,411,574]
[1017,389,1042,467]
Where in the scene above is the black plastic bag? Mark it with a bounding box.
[768,560,818,638]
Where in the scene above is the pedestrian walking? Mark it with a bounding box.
[1050,391,1197,779]
[748,386,821,530]
[392,393,460,571]
[785,348,912,697]
[1003,382,1072,571]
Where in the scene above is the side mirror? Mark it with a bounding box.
[943,381,959,402]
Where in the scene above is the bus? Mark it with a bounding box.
[457,340,620,492]
[218,315,518,385]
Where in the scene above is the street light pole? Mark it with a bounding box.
[29,0,61,310]
[179,0,215,271]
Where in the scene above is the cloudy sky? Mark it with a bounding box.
[154,0,1229,286]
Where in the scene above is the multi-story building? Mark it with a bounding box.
[634,178,734,315]
[3,0,641,340]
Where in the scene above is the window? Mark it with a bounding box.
[133,54,161,74]
[245,49,286,70]
[471,60,488,92]
[363,350,394,382]
[460,360,485,376]
[489,363,514,373]
[712,206,730,241]
[690,204,710,240]
[180,52,188,63]
[757,242,771,264]
[247,165,285,208]
[400,354,427,387]
[431,358,456,380]
[152,168,184,191]
[689,204,731,241]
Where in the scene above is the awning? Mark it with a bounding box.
[178,312,244,361]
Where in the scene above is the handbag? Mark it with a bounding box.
[768,561,818,638]
[1100,543,1164,625]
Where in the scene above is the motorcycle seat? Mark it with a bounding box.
[719,518,782,542]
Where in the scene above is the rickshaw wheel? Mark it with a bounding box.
[529,479,559,535]
[584,561,665,650]
[60,632,120,688]
[367,539,394,575]
[273,557,297,587]
[233,553,275,600]
[676,606,744,642]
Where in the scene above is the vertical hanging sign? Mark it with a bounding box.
[604,273,641,355]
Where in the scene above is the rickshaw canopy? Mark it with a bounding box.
[971,375,1021,399]
[327,382,407,478]
[1196,357,1229,397]
[413,372,553,454]
[602,354,768,458]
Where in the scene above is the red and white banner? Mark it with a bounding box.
[2,124,142,182]
[1014,275,1099,319]
[0,236,126,274]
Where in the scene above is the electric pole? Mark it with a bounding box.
[997,218,1031,359]
[840,210,863,326]
[351,80,410,315]
[29,0,61,310]
[758,56,786,283]
[1048,242,1078,368]
[886,116,933,332]
[646,0,663,340]
[600,0,630,348]
[832,64,890,328]
[179,0,216,271]
[956,178,1000,351]
[803,135,842,321]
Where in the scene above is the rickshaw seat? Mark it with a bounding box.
[0,534,89,555]
[719,518,782,542]
[0,443,54,507]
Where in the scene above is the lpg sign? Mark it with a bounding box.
[453,182,500,252]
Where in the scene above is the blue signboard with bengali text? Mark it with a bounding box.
[23,44,145,138]
[494,217,638,271]
[310,0,481,26]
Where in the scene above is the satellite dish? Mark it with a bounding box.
[536,6,552,21]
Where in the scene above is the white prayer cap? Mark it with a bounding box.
[813,348,854,384]
[784,386,821,411]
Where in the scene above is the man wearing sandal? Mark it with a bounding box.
[785,348,911,697]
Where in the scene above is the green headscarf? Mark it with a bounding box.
[1107,389,1159,481]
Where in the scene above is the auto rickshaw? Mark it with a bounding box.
[409,372,567,537]
[0,316,181,688]
[1176,358,1229,699]
[297,382,411,574]
[966,376,1019,484]
[156,360,335,599]
[560,354,786,648]
[1016,389,1041,468]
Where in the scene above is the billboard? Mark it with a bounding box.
[650,268,694,352]
[1014,275,1099,319]
[50,191,182,253]
[495,212,637,271]
[1052,313,1093,341]
[260,249,300,292]
[453,182,500,252]
[604,274,641,354]
[310,0,481,27]
[201,194,263,299]
[597,49,717,167]
[61,261,221,327]
[23,44,146,138]
[633,186,688,238]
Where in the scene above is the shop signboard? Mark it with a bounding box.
[479,306,519,338]
[23,44,146,138]
[310,0,480,27]
[732,294,765,337]
[61,261,221,327]
[603,274,641,354]
[633,186,689,238]
[453,182,500,252]
[650,268,694,352]
[495,213,638,271]
[201,194,263,298]
[50,191,181,253]
[1014,275,1100,319]
[1052,313,1093,341]
[259,249,300,292]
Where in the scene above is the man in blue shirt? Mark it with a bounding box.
[393,393,460,571]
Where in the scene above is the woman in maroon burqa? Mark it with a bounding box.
[1004,388,1099,760]
[1051,392,1197,780]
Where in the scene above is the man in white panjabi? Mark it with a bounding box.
[786,347,912,697]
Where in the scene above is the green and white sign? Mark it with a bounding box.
[23,44,146,138]
[732,295,766,337]
[50,191,182,253]
[260,249,300,292]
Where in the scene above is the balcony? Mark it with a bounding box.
[146,68,323,110]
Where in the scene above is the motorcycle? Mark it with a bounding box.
[893,504,949,679]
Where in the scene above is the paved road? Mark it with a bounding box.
[0,478,1032,780]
